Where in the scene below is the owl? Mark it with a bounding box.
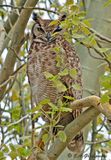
[27,13,84,156]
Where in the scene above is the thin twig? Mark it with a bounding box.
[0,4,58,14]
[81,22,111,43]
[9,47,27,62]
[85,139,111,145]
[7,114,30,128]
[0,63,26,88]
[76,38,111,70]
[88,48,105,60]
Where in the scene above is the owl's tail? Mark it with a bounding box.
[54,111,84,156]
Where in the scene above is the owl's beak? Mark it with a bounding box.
[46,32,51,41]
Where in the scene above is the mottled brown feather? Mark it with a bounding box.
[27,17,84,155]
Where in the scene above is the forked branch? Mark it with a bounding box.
[27,96,111,160]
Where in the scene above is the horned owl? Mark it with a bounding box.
[27,13,83,156]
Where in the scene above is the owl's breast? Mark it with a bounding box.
[27,42,60,105]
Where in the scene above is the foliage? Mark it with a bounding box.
[0,0,111,159]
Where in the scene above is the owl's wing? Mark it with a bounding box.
[55,41,84,155]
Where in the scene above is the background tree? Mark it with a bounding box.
[0,0,111,160]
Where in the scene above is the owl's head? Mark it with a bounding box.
[31,13,66,42]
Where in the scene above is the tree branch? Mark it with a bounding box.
[70,96,111,120]
[47,107,100,160]
[27,96,111,160]
[0,0,38,101]
[81,22,111,43]
[0,63,26,88]
[3,0,27,34]
[0,4,58,14]
[0,21,5,54]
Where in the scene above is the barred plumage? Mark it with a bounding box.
[27,14,84,156]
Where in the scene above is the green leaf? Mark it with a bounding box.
[82,34,97,47]
[60,107,72,112]
[63,96,75,100]
[57,99,63,107]
[0,8,7,16]
[31,105,42,112]
[101,94,110,103]
[49,20,59,26]
[40,98,50,105]
[52,46,61,53]
[58,68,69,76]
[48,102,58,111]
[56,54,65,67]
[72,33,85,39]
[70,5,79,12]
[72,17,80,25]
[81,25,91,35]
[31,99,50,113]
[100,74,111,89]
[57,131,67,142]
[77,11,86,20]
[72,83,81,90]
[44,71,54,80]
[83,19,92,27]
[9,151,17,159]
[104,0,111,7]
[66,0,74,5]
[69,68,77,78]
[0,151,4,158]
[10,106,21,120]
[97,47,110,53]
[17,147,31,157]
[53,80,67,93]
[32,112,42,120]
[42,133,49,143]
[2,144,9,153]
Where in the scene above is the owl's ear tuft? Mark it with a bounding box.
[32,12,38,21]
[59,13,67,21]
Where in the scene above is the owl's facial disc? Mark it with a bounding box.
[32,14,64,42]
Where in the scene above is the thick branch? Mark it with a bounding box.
[27,96,111,160]
[47,107,100,160]
[0,0,38,100]
[70,96,111,120]
[3,0,26,34]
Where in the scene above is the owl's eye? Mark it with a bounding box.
[54,26,62,32]
[34,23,45,33]
[37,26,45,33]
[34,24,44,33]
